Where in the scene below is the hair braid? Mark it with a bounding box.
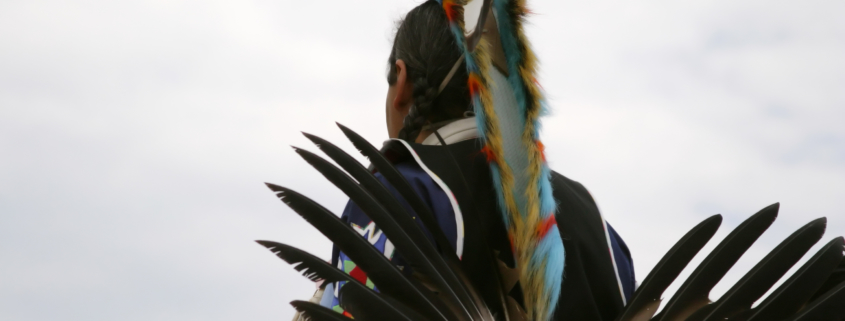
[399,76,439,141]
[389,0,470,142]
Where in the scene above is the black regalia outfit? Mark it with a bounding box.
[255,0,845,320]
[380,136,634,321]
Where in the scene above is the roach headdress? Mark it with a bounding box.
[438,0,564,319]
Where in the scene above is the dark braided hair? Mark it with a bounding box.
[388,0,470,141]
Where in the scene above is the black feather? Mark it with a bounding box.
[261,239,424,320]
[810,251,845,303]
[265,183,448,321]
[301,132,480,319]
[335,125,503,318]
[290,300,351,321]
[301,133,438,257]
[748,236,845,320]
[788,281,845,321]
[616,214,722,321]
[336,124,501,318]
[336,123,457,262]
[292,146,472,320]
[255,240,352,287]
[338,279,427,321]
[695,217,827,320]
[657,203,779,321]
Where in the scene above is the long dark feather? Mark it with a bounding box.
[616,214,722,321]
[748,236,845,321]
[338,278,427,321]
[290,300,352,321]
[292,146,473,320]
[336,124,501,318]
[301,132,481,318]
[810,253,845,303]
[657,203,780,321]
[336,123,457,262]
[788,281,845,321]
[265,183,448,321]
[336,125,505,319]
[695,217,827,320]
[255,240,352,287]
[301,132,437,256]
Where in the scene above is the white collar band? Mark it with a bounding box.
[421,117,479,146]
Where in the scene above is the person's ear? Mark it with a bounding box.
[392,59,414,112]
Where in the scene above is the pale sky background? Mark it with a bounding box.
[1,0,843,320]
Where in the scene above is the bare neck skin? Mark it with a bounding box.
[385,59,433,143]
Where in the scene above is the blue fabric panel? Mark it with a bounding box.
[329,161,457,308]
[607,223,635,301]
[320,282,334,308]
[338,162,459,257]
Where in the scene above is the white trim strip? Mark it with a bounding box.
[392,139,465,258]
[601,215,627,306]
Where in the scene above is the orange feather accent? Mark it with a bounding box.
[442,0,458,22]
[532,77,545,90]
[480,145,497,163]
[536,215,557,239]
[467,74,483,97]
[537,140,546,161]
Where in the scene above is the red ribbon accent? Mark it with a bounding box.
[537,215,557,239]
[480,145,496,163]
[508,233,515,253]
[442,0,458,22]
[537,140,546,162]
[467,74,482,97]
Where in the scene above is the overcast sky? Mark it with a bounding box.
[1,0,843,320]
